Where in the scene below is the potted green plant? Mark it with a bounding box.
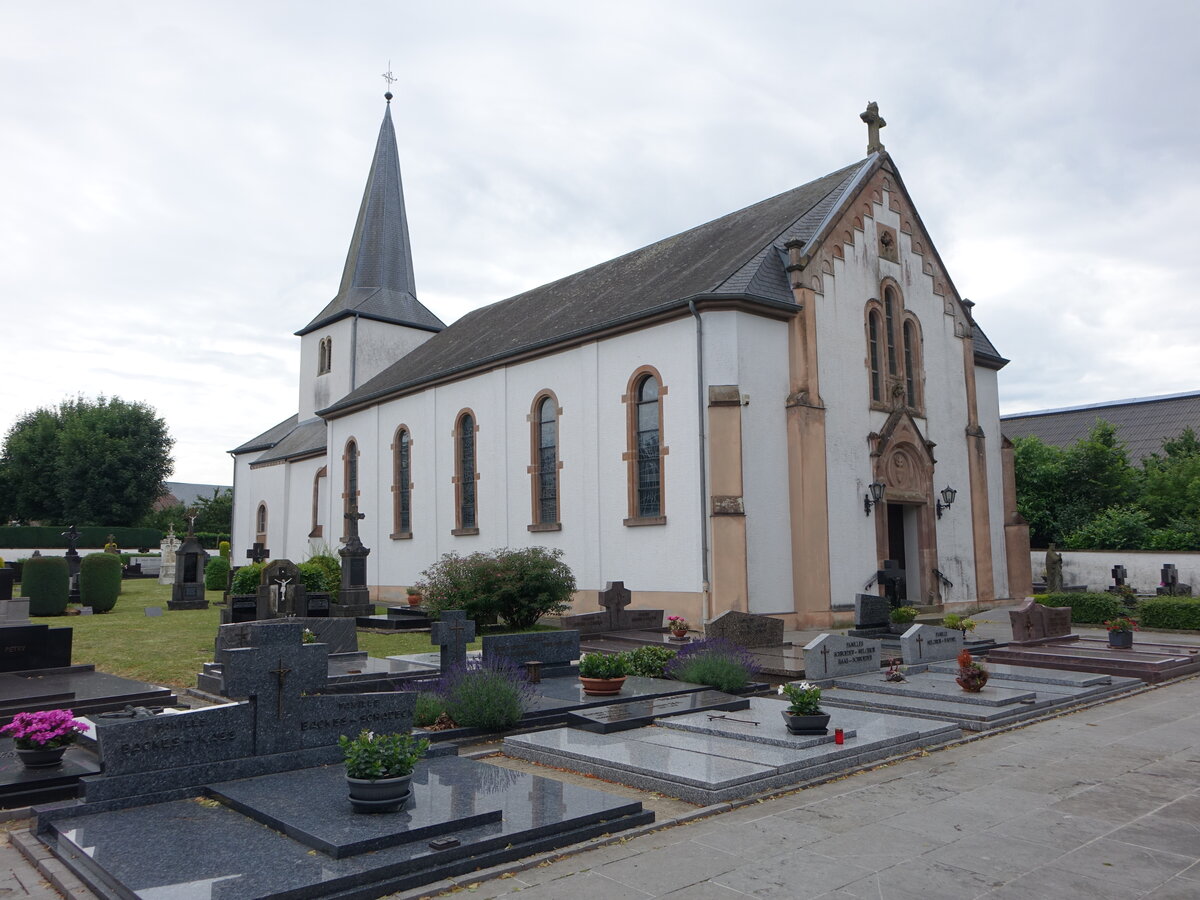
[406,586,423,608]
[955,649,989,692]
[577,652,629,696]
[777,681,830,735]
[1,708,86,768]
[338,730,430,813]
[667,615,690,641]
[889,605,919,634]
[1104,616,1138,649]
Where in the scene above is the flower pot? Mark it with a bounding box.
[407,594,422,607]
[670,630,689,642]
[16,745,68,768]
[580,676,626,696]
[780,710,830,735]
[346,774,412,813]
[956,670,989,692]
[1108,631,1134,649]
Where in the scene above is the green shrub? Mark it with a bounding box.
[1038,592,1125,625]
[623,645,677,678]
[438,659,535,731]
[890,605,919,624]
[665,638,760,691]
[79,553,122,612]
[22,557,69,616]
[1136,598,1200,630]
[578,652,629,679]
[417,546,575,628]
[413,692,444,727]
[231,562,265,594]
[298,554,341,593]
[218,541,231,559]
[0,526,160,549]
[205,557,231,591]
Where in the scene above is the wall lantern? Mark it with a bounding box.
[936,485,957,519]
[863,481,886,517]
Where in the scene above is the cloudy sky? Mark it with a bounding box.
[2,1,1197,484]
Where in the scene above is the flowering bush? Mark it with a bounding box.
[778,681,821,715]
[338,730,429,780]
[1104,616,1139,633]
[1,709,86,749]
[665,638,760,691]
[435,657,536,730]
[667,615,690,632]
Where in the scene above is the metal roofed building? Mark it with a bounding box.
[1001,391,1200,463]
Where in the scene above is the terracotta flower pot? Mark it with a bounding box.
[780,711,831,735]
[580,676,626,696]
[407,593,422,607]
[670,630,689,641]
[956,670,989,692]
[346,773,412,813]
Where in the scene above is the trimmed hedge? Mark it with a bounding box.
[205,557,231,591]
[1038,592,1125,625]
[79,553,122,613]
[22,556,69,616]
[0,526,161,549]
[1137,598,1200,631]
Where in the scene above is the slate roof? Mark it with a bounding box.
[232,414,298,454]
[297,104,445,336]
[250,418,327,466]
[1001,391,1200,462]
[323,157,881,416]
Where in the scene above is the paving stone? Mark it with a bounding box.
[984,809,1116,852]
[925,831,1062,879]
[983,865,1143,900]
[1109,814,1200,859]
[1054,837,1196,890]
[711,850,876,899]
[833,859,998,900]
[596,840,740,895]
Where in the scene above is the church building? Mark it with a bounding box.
[231,96,1032,627]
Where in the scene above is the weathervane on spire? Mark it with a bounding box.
[382,61,396,103]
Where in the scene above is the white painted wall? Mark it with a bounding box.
[975,366,1011,598]
[1029,550,1200,593]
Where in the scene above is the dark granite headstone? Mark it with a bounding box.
[227,595,262,624]
[482,631,580,671]
[0,624,72,672]
[599,581,632,628]
[1111,565,1127,587]
[335,508,374,617]
[1157,563,1192,596]
[704,610,784,648]
[94,704,256,777]
[258,559,306,618]
[0,570,12,602]
[216,618,359,664]
[169,522,210,611]
[854,594,890,630]
[430,611,475,671]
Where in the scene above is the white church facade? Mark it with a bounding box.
[231,97,1032,628]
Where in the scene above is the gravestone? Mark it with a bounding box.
[482,630,580,674]
[335,508,373,617]
[0,624,72,672]
[0,598,30,626]
[431,610,475,671]
[1111,564,1127,588]
[878,560,906,606]
[1157,563,1192,597]
[216,618,359,664]
[704,610,784,648]
[245,541,271,565]
[158,524,180,585]
[849,593,890,637]
[898,624,963,663]
[0,571,15,604]
[1009,599,1073,643]
[802,633,881,680]
[1045,544,1063,593]
[257,559,308,617]
[559,581,664,634]
[62,525,82,602]
[169,517,209,610]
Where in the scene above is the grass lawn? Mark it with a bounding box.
[20,579,518,691]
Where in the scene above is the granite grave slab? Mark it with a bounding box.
[1009,599,1074,644]
[704,610,784,648]
[986,637,1200,683]
[482,630,579,673]
[803,633,881,680]
[899,624,964,663]
[564,689,749,733]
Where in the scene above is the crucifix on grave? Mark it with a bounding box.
[860,101,886,153]
[221,623,328,755]
[431,609,476,672]
[62,524,82,600]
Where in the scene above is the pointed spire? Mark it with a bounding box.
[298,98,444,336]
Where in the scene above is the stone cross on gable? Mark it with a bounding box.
[431,609,476,672]
[599,581,632,631]
[860,101,886,153]
[221,623,328,755]
[246,542,271,564]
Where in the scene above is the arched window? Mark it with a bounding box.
[625,369,666,524]
[392,427,412,538]
[309,466,326,538]
[318,337,332,375]
[255,502,268,542]
[883,287,898,376]
[868,311,883,403]
[902,316,924,411]
[342,438,359,534]
[530,393,560,528]
[453,411,478,534]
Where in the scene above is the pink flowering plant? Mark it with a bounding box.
[667,615,690,632]
[1,709,86,750]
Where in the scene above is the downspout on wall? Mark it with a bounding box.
[689,301,711,623]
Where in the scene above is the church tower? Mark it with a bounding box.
[295,92,444,420]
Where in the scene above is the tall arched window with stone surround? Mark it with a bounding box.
[866,282,923,414]
[902,316,924,412]
[453,411,478,535]
[392,427,412,538]
[309,466,326,538]
[255,502,268,543]
[867,309,883,403]
[318,338,332,375]
[624,367,666,525]
[529,392,561,529]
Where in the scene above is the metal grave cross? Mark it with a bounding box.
[62,524,81,554]
[246,542,271,564]
[431,609,476,671]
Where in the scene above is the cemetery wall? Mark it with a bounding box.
[816,183,981,608]
[1029,549,1200,593]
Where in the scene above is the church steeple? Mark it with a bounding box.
[297,96,444,336]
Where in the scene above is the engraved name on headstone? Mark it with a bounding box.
[802,633,881,679]
[898,624,964,663]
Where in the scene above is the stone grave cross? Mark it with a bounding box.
[222,623,327,755]
[1162,563,1179,593]
[431,609,476,672]
[1111,565,1127,587]
[246,542,271,564]
[599,581,632,631]
[344,507,365,541]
